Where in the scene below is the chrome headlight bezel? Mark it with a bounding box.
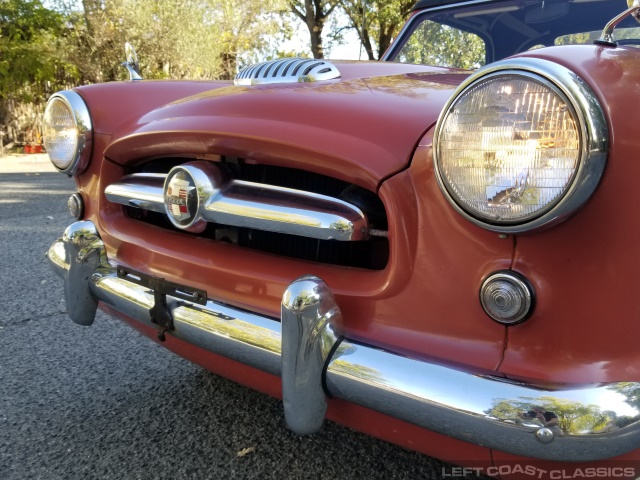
[433,57,608,234]
[43,91,93,175]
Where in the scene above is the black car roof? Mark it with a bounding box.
[413,0,473,10]
[412,0,504,11]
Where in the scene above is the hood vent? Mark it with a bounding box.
[234,58,341,85]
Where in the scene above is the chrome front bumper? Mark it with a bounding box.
[48,221,640,462]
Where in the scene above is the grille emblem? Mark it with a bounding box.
[162,162,225,233]
[167,178,194,220]
[164,168,199,230]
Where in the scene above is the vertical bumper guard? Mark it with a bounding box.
[281,276,344,434]
[53,221,106,326]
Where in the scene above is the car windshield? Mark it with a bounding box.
[388,0,640,69]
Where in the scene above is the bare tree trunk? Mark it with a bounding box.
[309,23,325,58]
[290,0,340,59]
[377,27,395,59]
[360,26,375,59]
[81,0,100,37]
[220,52,237,80]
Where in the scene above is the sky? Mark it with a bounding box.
[328,29,366,60]
[281,12,366,61]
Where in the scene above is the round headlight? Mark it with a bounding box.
[434,58,607,233]
[43,91,92,175]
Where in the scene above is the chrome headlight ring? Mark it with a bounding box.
[43,91,93,175]
[433,57,608,234]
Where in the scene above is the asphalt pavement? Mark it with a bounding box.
[0,154,485,480]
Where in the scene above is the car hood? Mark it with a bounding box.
[93,62,469,189]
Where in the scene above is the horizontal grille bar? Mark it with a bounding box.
[105,172,370,241]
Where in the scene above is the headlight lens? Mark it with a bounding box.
[43,91,92,175]
[434,59,607,233]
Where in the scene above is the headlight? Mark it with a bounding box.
[43,91,92,175]
[434,58,607,233]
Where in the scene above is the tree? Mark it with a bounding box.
[395,19,485,69]
[0,0,79,143]
[609,382,640,411]
[484,396,609,434]
[55,0,291,82]
[206,0,291,77]
[339,0,413,60]
[0,0,70,99]
[289,0,341,58]
[59,0,226,82]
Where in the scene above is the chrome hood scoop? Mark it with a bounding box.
[234,58,341,85]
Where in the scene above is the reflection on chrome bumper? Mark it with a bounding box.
[48,221,640,462]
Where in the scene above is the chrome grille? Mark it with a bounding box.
[108,159,389,270]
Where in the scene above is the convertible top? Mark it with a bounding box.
[412,0,473,10]
[401,0,630,62]
[412,0,618,12]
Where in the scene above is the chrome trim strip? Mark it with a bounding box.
[204,180,368,240]
[104,174,165,213]
[432,57,608,234]
[105,171,369,241]
[49,221,640,461]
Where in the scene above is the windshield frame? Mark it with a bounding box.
[383,0,637,66]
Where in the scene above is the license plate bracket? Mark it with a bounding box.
[116,266,208,336]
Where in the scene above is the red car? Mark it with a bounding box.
[44,0,640,477]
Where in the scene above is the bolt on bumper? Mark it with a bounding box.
[48,221,640,462]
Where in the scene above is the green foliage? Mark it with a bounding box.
[610,382,640,411]
[0,0,427,97]
[55,0,290,82]
[396,20,485,69]
[556,27,640,46]
[485,396,614,434]
[483,385,640,435]
[0,0,61,41]
[339,0,414,60]
[555,32,593,46]
[0,0,293,139]
[0,0,76,100]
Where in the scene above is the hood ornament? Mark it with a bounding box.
[122,42,142,81]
